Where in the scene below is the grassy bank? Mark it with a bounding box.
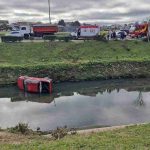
[0,31,7,37]
[0,40,150,84]
[1,40,150,65]
[1,124,150,149]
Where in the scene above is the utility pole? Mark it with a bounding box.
[48,0,51,24]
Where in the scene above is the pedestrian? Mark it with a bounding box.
[120,32,124,40]
[120,31,126,40]
[77,28,81,38]
[108,30,112,40]
[112,30,116,40]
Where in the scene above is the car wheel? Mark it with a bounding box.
[24,34,29,40]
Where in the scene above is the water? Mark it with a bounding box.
[0,79,150,131]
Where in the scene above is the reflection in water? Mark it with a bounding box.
[0,79,150,131]
[134,92,145,107]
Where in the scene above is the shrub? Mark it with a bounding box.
[43,35,56,41]
[94,35,107,42]
[57,36,71,42]
[36,34,72,42]
[7,123,30,134]
[143,37,150,42]
[0,127,3,131]
[51,126,69,140]
[70,128,77,135]
[1,36,23,42]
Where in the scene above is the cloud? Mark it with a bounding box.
[0,0,150,24]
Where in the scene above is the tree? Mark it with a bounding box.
[58,20,66,26]
[71,21,81,27]
[134,91,145,107]
[0,23,9,31]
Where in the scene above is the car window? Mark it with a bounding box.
[21,27,26,30]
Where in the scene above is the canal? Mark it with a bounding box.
[0,79,150,131]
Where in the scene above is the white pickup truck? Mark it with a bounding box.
[7,25,33,39]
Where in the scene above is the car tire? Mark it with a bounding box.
[24,34,30,40]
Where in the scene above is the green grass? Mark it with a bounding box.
[0,40,150,66]
[0,31,7,37]
[0,40,150,84]
[1,124,150,150]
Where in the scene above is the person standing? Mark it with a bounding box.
[112,30,116,40]
[108,30,112,40]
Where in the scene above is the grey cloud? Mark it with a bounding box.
[14,13,43,17]
[79,8,150,21]
[0,0,150,24]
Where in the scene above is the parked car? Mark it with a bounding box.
[70,32,78,39]
[116,31,127,39]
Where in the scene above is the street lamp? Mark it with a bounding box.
[48,0,51,24]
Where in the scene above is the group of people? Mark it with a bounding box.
[107,30,127,40]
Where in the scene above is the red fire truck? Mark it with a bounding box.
[129,23,148,38]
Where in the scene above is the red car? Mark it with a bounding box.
[18,76,53,94]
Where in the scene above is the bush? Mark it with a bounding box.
[7,123,30,134]
[1,36,23,42]
[43,35,56,41]
[57,36,71,42]
[43,35,71,42]
[0,127,3,131]
[143,37,150,42]
[94,35,107,42]
[51,126,69,140]
[64,36,71,42]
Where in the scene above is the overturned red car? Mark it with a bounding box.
[17,76,53,94]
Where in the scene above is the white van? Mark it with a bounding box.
[71,25,100,39]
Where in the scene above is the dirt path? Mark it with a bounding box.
[75,123,147,135]
[0,123,147,144]
[76,125,127,135]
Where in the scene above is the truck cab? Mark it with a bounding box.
[19,26,33,39]
[9,25,33,39]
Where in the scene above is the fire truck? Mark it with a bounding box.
[129,23,148,38]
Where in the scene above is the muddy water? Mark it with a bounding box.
[0,79,150,131]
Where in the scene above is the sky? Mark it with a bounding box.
[0,0,150,24]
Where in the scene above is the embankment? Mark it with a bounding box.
[0,61,150,85]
